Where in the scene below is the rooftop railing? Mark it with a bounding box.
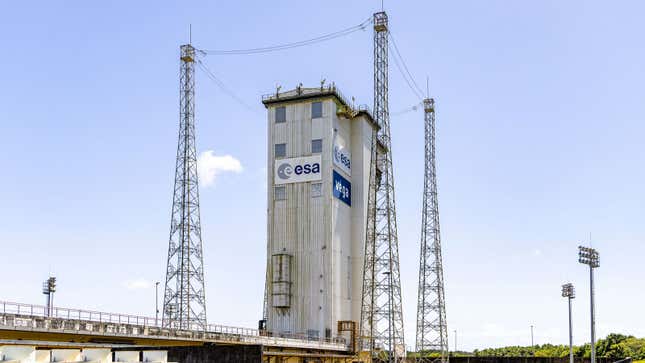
[261,85,373,118]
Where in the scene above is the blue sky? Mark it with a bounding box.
[1,0,644,351]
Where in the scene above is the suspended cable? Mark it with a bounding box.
[388,31,425,101]
[389,44,424,101]
[391,102,423,116]
[196,59,260,114]
[198,17,372,55]
[390,31,425,97]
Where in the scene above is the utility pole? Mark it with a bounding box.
[415,98,449,363]
[531,325,534,354]
[360,10,405,363]
[454,330,457,353]
[579,246,599,363]
[162,43,207,330]
[562,283,575,363]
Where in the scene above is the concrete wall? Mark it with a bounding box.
[0,347,119,363]
[331,109,372,327]
[142,351,167,363]
[166,345,261,363]
[0,346,36,363]
[35,351,50,363]
[348,112,373,325]
[50,350,80,362]
[81,349,111,363]
[113,351,139,363]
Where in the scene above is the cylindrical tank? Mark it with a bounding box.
[271,254,292,308]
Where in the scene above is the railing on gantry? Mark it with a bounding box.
[0,301,347,347]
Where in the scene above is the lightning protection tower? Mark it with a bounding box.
[360,11,406,362]
[162,43,207,330]
[415,98,449,363]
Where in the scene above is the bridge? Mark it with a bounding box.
[0,301,361,363]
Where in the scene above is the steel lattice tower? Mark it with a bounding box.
[360,11,406,362]
[162,44,207,330]
[415,98,448,362]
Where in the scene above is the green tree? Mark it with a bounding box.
[596,333,631,358]
[470,334,643,359]
[574,343,591,358]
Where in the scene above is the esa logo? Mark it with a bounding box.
[333,146,351,170]
[333,143,351,176]
[275,155,322,184]
[277,162,320,180]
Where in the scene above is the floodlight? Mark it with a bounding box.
[578,245,599,363]
[578,246,599,268]
[561,283,575,298]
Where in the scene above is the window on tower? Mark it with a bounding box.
[274,186,286,200]
[311,183,322,197]
[311,139,322,154]
[275,106,286,123]
[275,143,286,158]
[312,102,322,118]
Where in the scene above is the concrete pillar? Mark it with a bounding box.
[51,349,81,362]
[80,349,111,363]
[0,346,36,363]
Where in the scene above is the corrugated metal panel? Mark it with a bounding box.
[266,94,374,337]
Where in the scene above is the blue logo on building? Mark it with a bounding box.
[333,170,351,207]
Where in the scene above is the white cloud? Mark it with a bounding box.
[197,150,243,187]
[123,278,152,290]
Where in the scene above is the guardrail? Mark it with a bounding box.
[261,86,374,118]
[1,300,156,327]
[0,301,347,350]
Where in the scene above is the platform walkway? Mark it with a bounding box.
[0,301,347,352]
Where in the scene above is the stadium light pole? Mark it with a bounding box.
[454,330,457,353]
[562,283,575,363]
[42,277,56,317]
[578,246,599,363]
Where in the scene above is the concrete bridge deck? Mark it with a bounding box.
[0,301,349,353]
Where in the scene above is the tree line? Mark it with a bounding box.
[468,334,645,359]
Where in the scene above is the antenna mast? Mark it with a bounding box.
[360,11,406,362]
[162,44,207,330]
[415,98,449,362]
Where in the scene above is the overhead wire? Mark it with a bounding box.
[391,101,424,116]
[194,17,427,116]
[193,17,372,114]
[390,47,424,102]
[198,17,372,55]
[196,59,260,114]
[388,30,425,102]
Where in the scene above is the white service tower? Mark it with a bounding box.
[262,85,376,339]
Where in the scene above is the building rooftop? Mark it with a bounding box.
[262,84,376,127]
